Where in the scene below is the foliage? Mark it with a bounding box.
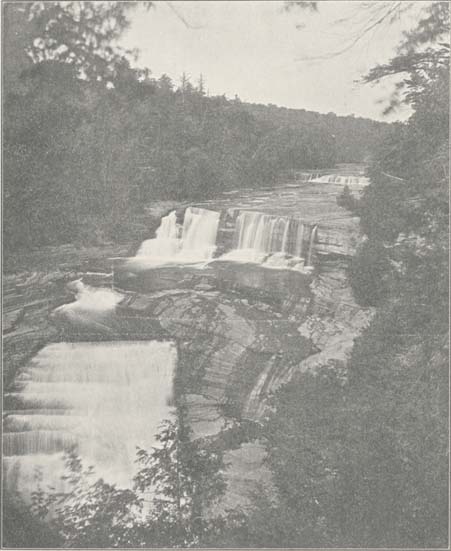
[7,417,231,548]
[355,0,449,302]
[284,1,318,12]
[133,418,227,547]
[2,490,60,548]
[239,3,449,548]
[244,102,386,164]
[33,454,142,548]
[336,184,359,212]
[242,326,448,548]
[17,2,153,83]
[349,239,393,306]
[3,2,387,257]
[363,1,450,114]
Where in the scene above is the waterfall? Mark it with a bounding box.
[233,211,292,258]
[137,210,180,258]
[3,341,176,500]
[295,221,305,258]
[181,206,220,257]
[53,281,123,331]
[135,207,220,266]
[58,280,123,313]
[281,218,290,253]
[127,206,318,272]
[310,174,369,186]
[307,225,318,266]
[220,211,315,271]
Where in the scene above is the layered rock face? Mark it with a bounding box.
[112,177,371,421]
[109,176,373,507]
[5,171,372,510]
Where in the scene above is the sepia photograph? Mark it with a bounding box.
[1,1,449,548]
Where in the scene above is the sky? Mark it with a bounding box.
[122,1,430,122]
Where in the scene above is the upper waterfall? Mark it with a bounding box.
[125,204,321,275]
[135,207,220,266]
[219,210,317,271]
[309,174,369,186]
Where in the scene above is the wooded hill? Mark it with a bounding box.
[3,3,389,254]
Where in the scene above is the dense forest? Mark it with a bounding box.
[3,2,387,255]
[3,1,449,549]
[235,2,449,547]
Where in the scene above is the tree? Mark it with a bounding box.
[8,417,229,548]
[240,3,449,548]
[363,2,450,114]
[134,418,227,547]
[11,2,153,84]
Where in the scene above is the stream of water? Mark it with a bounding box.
[135,206,220,267]
[4,169,368,503]
[4,341,176,499]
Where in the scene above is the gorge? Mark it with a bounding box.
[3,167,373,511]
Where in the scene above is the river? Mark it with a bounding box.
[3,167,371,508]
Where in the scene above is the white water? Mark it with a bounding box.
[53,281,123,330]
[59,280,122,312]
[4,341,176,499]
[135,207,220,267]
[309,174,369,186]
[137,210,180,258]
[307,225,318,267]
[219,211,316,271]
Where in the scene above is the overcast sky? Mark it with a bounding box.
[122,1,430,122]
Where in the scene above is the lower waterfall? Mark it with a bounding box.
[3,341,176,500]
[135,206,220,266]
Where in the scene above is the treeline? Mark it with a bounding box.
[3,2,387,254]
[244,102,388,164]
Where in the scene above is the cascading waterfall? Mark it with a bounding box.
[295,220,305,258]
[3,341,177,500]
[58,280,122,313]
[135,207,220,266]
[220,211,316,271]
[53,280,123,330]
[137,210,180,258]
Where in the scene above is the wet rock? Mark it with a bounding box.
[5,173,374,512]
[3,242,140,388]
[184,394,226,438]
[115,289,312,432]
[247,260,374,419]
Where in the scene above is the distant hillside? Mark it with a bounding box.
[3,1,391,254]
[243,102,391,164]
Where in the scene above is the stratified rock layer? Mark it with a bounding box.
[5,174,373,510]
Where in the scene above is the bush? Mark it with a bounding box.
[337,185,360,212]
[349,239,392,306]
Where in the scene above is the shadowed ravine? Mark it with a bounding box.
[3,168,373,510]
